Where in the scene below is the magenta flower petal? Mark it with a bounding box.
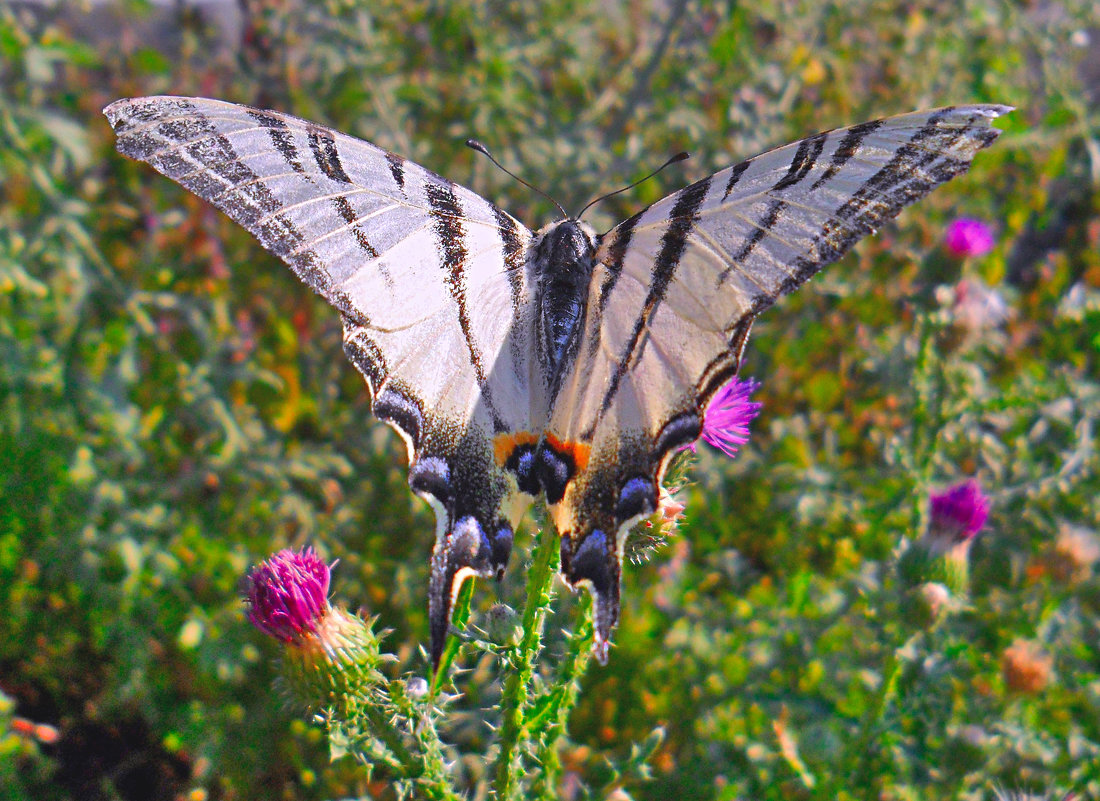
[944,218,995,257]
[696,376,762,459]
[246,547,331,643]
[929,479,990,545]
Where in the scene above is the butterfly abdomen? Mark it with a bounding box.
[530,219,598,395]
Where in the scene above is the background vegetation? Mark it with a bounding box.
[1,0,1098,798]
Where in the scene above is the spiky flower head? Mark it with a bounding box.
[944,217,995,257]
[691,376,762,458]
[928,479,989,551]
[245,548,386,712]
[246,546,331,643]
[899,479,990,596]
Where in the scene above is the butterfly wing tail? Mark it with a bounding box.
[428,515,514,670]
[560,526,621,664]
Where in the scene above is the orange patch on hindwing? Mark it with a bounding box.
[544,433,591,474]
[493,430,540,466]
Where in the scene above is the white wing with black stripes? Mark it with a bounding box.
[105,96,537,666]
[543,106,1011,656]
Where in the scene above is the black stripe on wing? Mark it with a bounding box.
[307,126,353,184]
[425,180,507,432]
[110,99,363,318]
[721,160,752,201]
[775,108,1002,298]
[587,175,713,437]
[808,119,883,191]
[248,109,309,175]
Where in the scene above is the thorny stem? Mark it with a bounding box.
[532,592,595,800]
[493,525,560,800]
[849,631,923,800]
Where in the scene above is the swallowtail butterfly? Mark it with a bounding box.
[105,96,1010,666]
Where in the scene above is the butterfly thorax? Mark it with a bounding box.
[530,218,597,395]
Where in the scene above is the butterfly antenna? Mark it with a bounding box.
[466,139,568,219]
[576,151,691,219]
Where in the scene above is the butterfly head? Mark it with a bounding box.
[532,219,597,271]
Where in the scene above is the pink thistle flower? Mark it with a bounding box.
[928,479,990,547]
[944,218,995,257]
[246,547,331,643]
[689,376,762,458]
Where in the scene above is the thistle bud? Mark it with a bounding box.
[900,582,953,629]
[485,602,520,646]
[246,547,331,643]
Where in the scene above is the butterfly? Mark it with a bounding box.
[104,96,1010,667]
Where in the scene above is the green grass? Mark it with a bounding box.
[1,0,1098,799]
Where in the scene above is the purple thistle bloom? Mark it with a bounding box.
[690,376,762,458]
[246,547,331,643]
[928,479,990,545]
[944,218,995,257]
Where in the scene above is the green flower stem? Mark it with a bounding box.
[430,574,476,696]
[532,592,594,800]
[910,315,943,529]
[355,703,417,774]
[493,525,560,800]
[848,631,921,799]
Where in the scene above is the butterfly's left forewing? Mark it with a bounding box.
[105,96,539,665]
[548,105,1012,657]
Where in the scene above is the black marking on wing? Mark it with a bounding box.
[598,213,640,314]
[385,151,406,191]
[373,386,423,448]
[721,160,752,201]
[772,132,827,191]
[307,126,352,184]
[342,325,388,392]
[247,110,308,175]
[616,477,656,522]
[424,181,505,430]
[590,176,713,434]
[408,456,452,504]
[586,213,641,361]
[652,412,702,460]
[714,197,788,287]
[493,207,526,311]
[330,195,381,258]
[809,119,883,191]
[504,442,541,496]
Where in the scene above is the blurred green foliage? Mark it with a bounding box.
[1,0,1098,799]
